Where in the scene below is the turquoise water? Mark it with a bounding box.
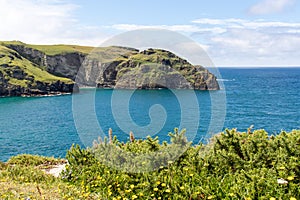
[0,67,300,161]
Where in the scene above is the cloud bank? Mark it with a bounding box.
[108,18,300,66]
[0,0,108,45]
[248,0,296,15]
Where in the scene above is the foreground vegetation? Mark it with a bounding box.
[0,128,299,199]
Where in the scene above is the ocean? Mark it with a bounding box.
[0,67,299,161]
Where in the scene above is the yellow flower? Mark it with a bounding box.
[180,186,185,190]
[279,166,286,170]
[158,197,162,200]
[189,174,194,177]
[165,189,171,193]
[130,184,135,189]
[154,188,159,192]
[125,189,131,193]
[161,183,166,187]
[139,192,144,196]
[270,198,276,200]
[245,198,252,200]
[151,194,155,197]
[168,161,173,164]
[183,167,189,171]
[271,161,275,165]
[229,193,235,197]
[108,191,112,196]
[287,176,294,181]
[290,198,297,200]
[132,195,138,199]
[156,181,161,185]
[142,182,147,186]
[208,196,214,199]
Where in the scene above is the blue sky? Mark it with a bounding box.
[1,0,300,66]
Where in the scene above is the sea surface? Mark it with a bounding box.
[0,67,299,161]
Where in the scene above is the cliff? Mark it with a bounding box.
[0,43,78,97]
[76,48,219,90]
[0,41,219,97]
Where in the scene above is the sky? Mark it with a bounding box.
[1,0,300,66]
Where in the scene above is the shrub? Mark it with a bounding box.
[62,128,300,199]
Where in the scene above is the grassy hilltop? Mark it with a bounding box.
[0,41,94,56]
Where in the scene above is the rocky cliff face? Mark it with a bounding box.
[0,77,77,97]
[6,44,85,80]
[0,44,78,97]
[1,42,219,97]
[83,48,220,90]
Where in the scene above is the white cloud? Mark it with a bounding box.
[192,18,300,29]
[194,19,300,66]
[109,24,227,35]
[191,18,245,26]
[0,0,108,45]
[248,0,295,15]
[110,24,202,33]
[106,18,300,66]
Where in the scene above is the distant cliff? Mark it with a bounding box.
[0,41,219,97]
[0,43,78,97]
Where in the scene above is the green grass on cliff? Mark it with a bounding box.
[0,45,73,87]
[86,46,138,63]
[27,44,94,56]
[0,41,94,56]
[0,41,139,58]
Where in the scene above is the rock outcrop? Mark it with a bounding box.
[0,41,219,97]
[0,44,78,97]
[81,48,220,90]
[5,44,85,80]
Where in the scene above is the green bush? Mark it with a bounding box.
[62,128,300,199]
[7,154,65,167]
[1,165,56,184]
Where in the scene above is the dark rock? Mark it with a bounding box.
[0,64,9,68]
[11,66,27,79]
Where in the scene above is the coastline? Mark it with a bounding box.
[0,92,72,98]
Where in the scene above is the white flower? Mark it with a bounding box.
[277,178,288,184]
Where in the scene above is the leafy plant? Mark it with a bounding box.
[61,128,300,199]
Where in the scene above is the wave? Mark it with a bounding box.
[217,79,235,82]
